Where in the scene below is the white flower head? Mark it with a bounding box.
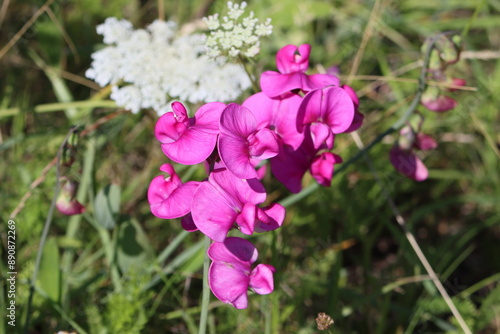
[202,1,272,59]
[86,18,251,115]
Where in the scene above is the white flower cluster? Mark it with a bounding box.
[86,17,251,115]
[203,1,273,58]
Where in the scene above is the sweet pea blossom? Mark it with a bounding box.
[155,101,226,165]
[191,168,285,242]
[218,103,279,179]
[56,178,85,216]
[147,163,201,219]
[208,237,275,309]
[298,86,355,149]
[260,44,340,97]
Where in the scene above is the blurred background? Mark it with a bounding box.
[1,0,499,333]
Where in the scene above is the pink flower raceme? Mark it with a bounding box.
[218,103,279,179]
[56,178,85,216]
[260,44,340,98]
[191,168,285,242]
[148,163,201,219]
[208,237,275,309]
[298,86,355,149]
[155,101,226,165]
[243,92,304,150]
[389,126,438,182]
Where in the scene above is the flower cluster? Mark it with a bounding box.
[148,43,361,308]
[86,18,251,115]
[421,34,465,112]
[391,34,463,181]
[203,1,273,58]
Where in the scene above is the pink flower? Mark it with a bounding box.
[242,92,304,150]
[191,168,285,242]
[389,146,428,182]
[147,164,201,219]
[421,94,457,112]
[298,86,355,149]
[260,44,340,97]
[218,103,279,179]
[208,237,275,309]
[155,101,226,165]
[310,152,343,187]
[56,178,85,216]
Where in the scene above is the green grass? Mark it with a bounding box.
[1,0,499,333]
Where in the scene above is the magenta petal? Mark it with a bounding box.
[255,203,285,232]
[155,111,188,144]
[322,86,356,133]
[298,89,324,128]
[219,134,258,179]
[220,103,256,138]
[260,71,305,98]
[342,85,360,109]
[303,73,340,91]
[181,213,198,232]
[344,111,364,133]
[191,181,237,242]
[56,199,85,216]
[310,152,342,187]
[236,203,257,235]
[161,126,218,165]
[389,146,428,181]
[248,128,279,160]
[270,145,309,193]
[276,44,311,74]
[414,133,438,151]
[208,237,258,264]
[249,264,275,295]
[310,123,332,149]
[422,95,457,112]
[209,262,249,309]
[148,176,200,219]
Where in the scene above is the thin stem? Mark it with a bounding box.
[23,126,79,333]
[350,132,472,334]
[198,235,211,334]
[238,55,259,93]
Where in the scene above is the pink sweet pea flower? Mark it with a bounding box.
[421,94,457,112]
[148,163,201,219]
[414,133,438,151]
[155,101,226,165]
[56,178,85,216]
[218,103,279,179]
[310,152,343,187]
[242,92,304,150]
[298,86,355,149]
[191,168,285,242]
[260,44,340,98]
[389,146,428,182]
[208,237,275,309]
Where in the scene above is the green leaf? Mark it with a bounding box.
[117,217,154,274]
[94,184,121,230]
[37,237,61,303]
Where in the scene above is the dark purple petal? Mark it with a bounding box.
[389,146,428,181]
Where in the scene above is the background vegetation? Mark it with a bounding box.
[1,0,499,333]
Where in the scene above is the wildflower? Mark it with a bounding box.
[56,178,85,216]
[155,101,226,165]
[208,237,275,309]
[298,86,355,149]
[147,164,201,219]
[218,103,279,179]
[191,168,284,242]
[86,18,250,115]
[260,44,340,97]
[203,1,273,59]
[389,126,437,181]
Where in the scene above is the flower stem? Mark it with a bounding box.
[198,235,211,334]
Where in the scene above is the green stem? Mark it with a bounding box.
[23,126,79,333]
[198,236,211,334]
[238,55,259,93]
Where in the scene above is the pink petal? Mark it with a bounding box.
[303,73,340,91]
[56,199,85,216]
[276,44,311,74]
[208,237,258,265]
[236,203,257,235]
[161,126,218,165]
[421,95,457,112]
[322,86,356,133]
[255,203,285,232]
[344,111,364,132]
[310,122,333,149]
[298,89,324,130]
[342,85,360,109]
[260,71,305,98]
[148,164,201,219]
[155,111,188,144]
[248,128,279,160]
[220,103,257,138]
[249,264,276,295]
[414,133,438,151]
[270,144,310,193]
[218,134,257,179]
[310,152,342,187]
[209,262,250,309]
[389,146,428,181]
